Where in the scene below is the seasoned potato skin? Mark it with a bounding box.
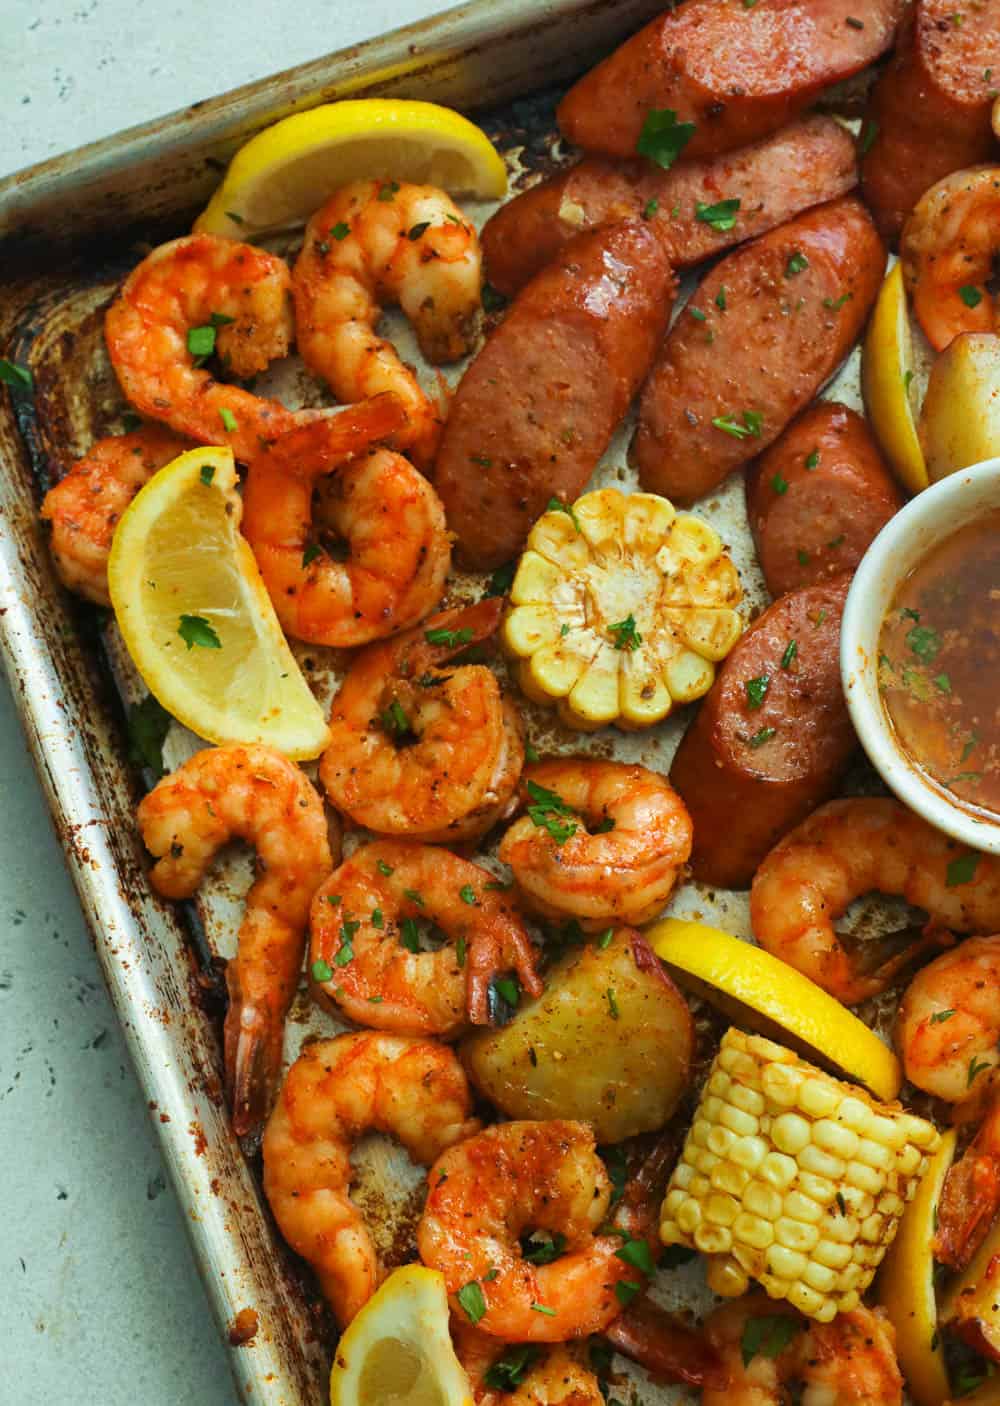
[460,929,693,1144]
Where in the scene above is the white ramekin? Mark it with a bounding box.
[841,456,1000,854]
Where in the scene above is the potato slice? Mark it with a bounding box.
[920,332,1000,482]
[461,929,692,1144]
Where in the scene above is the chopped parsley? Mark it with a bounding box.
[614,1280,641,1307]
[615,1235,655,1274]
[947,852,980,887]
[376,859,394,877]
[642,197,659,219]
[712,410,763,440]
[408,221,431,241]
[608,614,642,651]
[381,697,411,736]
[771,472,789,495]
[526,779,578,844]
[0,358,32,390]
[199,464,216,485]
[311,959,333,983]
[959,285,984,309]
[605,988,620,1020]
[930,1009,955,1024]
[126,694,172,778]
[547,496,581,532]
[459,884,477,906]
[636,108,697,170]
[178,614,221,650]
[335,920,360,967]
[906,624,941,661]
[745,675,770,709]
[695,198,741,231]
[805,449,820,469]
[302,543,322,567]
[797,548,811,566]
[377,180,400,202]
[492,974,520,1009]
[859,119,879,155]
[219,406,237,433]
[822,292,852,311]
[457,1280,487,1324]
[371,908,384,930]
[596,928,614,950]
[400,918,421,953]
[425,626,474,648]
[969,1055,992,1087]
[715,286,728,311]
[523,1231,567,1265]
[740,1315,801,1367]
[785,251,809,277]
[330,222,350,241]
[780,640,798,669]
[748,726,776,749]
[484,1346,543,1391]
[486,560,516,597]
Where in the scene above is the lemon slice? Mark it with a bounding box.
[195,99,508,239]
[108,446,329,760]
[862,261,928,496]
[329,1265,473,1406]
[648,919,902,1101]
[877,1129,955,1406]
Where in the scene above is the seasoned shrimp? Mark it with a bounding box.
[105,232,299,462]
[309,839,541,1034]
[901,166,1000,352]
[262,1031,479,1326]
[897,936,1000,1270]
[701,1294,902,1406]
[320,599,525,844]
[241,394,450,646]
[498,760,693,931]
[138,743,335,1134]
[749,798,1000,1004]
[293,180,482,466]
[417,1119,640,1342]
[453,1327,603,1406]
[40,425,189,604]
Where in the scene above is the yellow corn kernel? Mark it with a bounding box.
[706,1255,749,1298]
[772,1113,811,1155]
[733,1212,775,1250]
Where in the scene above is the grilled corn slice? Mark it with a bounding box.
[660,1028,939,1323]
[502,488,743,730]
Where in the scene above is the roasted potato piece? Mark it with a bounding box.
[461,928,693,1143]
[920,332,1000,481]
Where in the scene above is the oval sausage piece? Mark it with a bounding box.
[669,576,855,889]
[482,117,858,298]
[434,221,674,570]
[634,197,886,506]
[746,401,902,597]
[556,0,901,162]
[860,0,1000,245]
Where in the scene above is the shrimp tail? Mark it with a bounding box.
[466,922,544,1026]
[224,973,286,1138]
[264,391,408,472]
[935,1131,1000,1271]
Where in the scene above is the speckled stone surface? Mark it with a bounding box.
[0,3,453,1401]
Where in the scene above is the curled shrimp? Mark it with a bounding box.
[319,599,525,844]
[749,798,1000,1004]
[241,393,450,646]
[453,1326,603,1406]
[701,1294,902,1406]
[309,838,541,1034]
[137,743,335,1134]
[897,935,1000,1270]
[417,1119,640,1342]
[41,425,189,604]
[292,179,482,466]
[105,232,299,461]
[901,166,1000,352]
[262,1031,479,1326]
[498,760,693,931]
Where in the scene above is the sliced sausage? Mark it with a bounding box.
[860,0,1000,244]
[634,197,885,505]
[669,577,855,890]
[556,0,901,162]
[482,117,858,297]
[746,401,902,597]
[434,222,674,570]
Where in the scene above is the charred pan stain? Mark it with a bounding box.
[228,1307,260,1346]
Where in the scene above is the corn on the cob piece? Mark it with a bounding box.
[502,488,743,730]
[660,1028,939,1323]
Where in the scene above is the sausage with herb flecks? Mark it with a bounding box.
[669,577,855,890]
[634,197,886,506]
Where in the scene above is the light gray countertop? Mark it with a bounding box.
[1,3,455,1401]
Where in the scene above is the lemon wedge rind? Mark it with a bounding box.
[862,261,928,496]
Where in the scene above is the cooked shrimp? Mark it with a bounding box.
[417,1119,640,1342]
[262,1031,479,1326]
[320,599,525,844]
[105,232,299,462]
[241,394,450,647]
[702,1294,902,1406]
[137,743,335,1135]
[310,838,541,1033]
[40,425,189,604]
[749,798,1000,1004]
[901,165,1000,352]
[498,760,693,931]
[897,936,1000,1270]
[454,1327,603,1406]
[293,179,482,466]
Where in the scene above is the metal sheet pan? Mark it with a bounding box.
[0,4,907,1404]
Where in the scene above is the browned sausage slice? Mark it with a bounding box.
[434,222,674,570]
[669,577,855,889]
[482,117,858,298]
[556,0,901,162]
[860,0,1000,244]
[634,197,885,505]
[745,401,902,597]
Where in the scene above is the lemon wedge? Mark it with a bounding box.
[648,919,902,1101]
[108,446,329,760]
[877,1129,955,1406]
[862,261,928,496]
[195,99,508,239]
[329,1265,473,1406]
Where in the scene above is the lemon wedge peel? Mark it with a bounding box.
[877,1128,955,1406]
[862,261,928,496]
[329,1264,473,1406]
[648,919,902,1101]
[195,99,508,239]
[108,446,330,760]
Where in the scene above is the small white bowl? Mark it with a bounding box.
[841,456,1000,854]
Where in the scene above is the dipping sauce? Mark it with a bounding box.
[878,508,1000,818]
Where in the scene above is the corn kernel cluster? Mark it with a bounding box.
[660,1028,939,1322]
[502,487,743,730]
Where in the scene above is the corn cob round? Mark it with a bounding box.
[660,1027,939,1323]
